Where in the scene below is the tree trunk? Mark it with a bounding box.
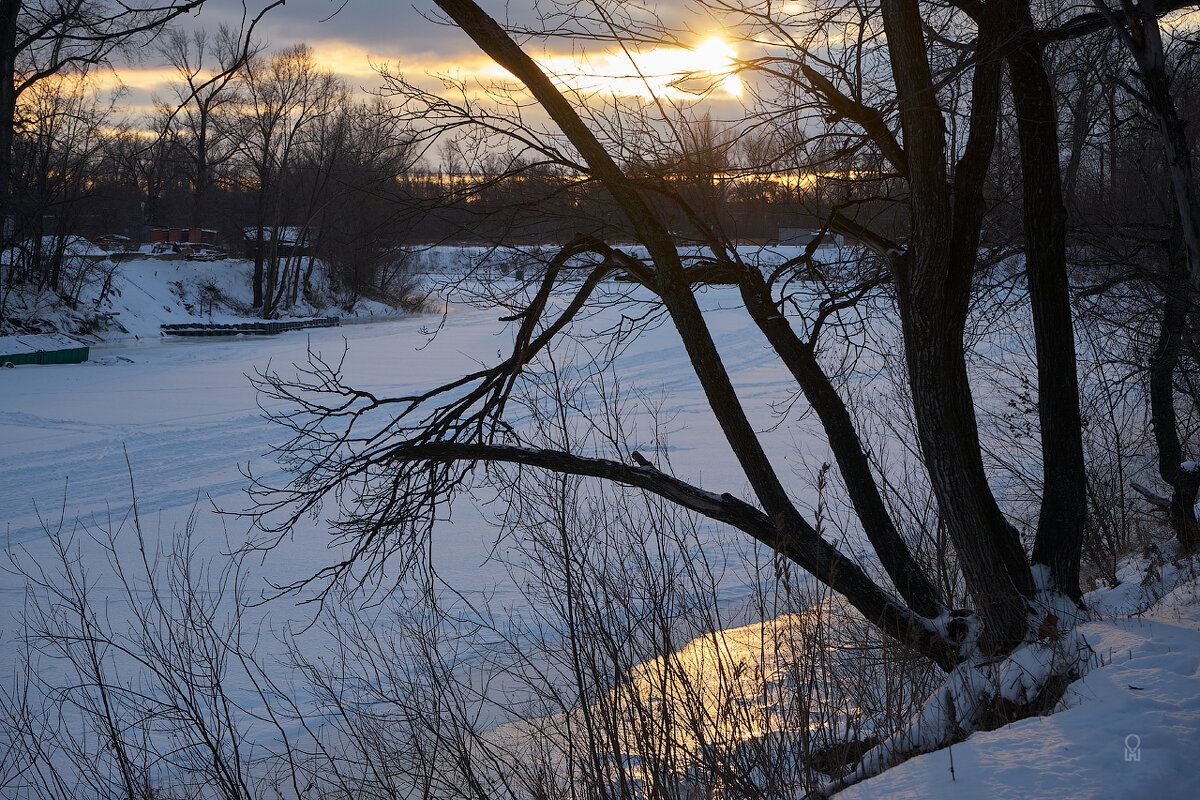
[896,251,1034,652]
[430,0,963,669]
[739,277,946,618]
[253,191,265,309]
[1063,80,1098,207]
[1154,217,1200,550]
[1008,4,1089,600]
[431,0,1053,660]
[1141,56,1200,553]
[193,108,209,228]
[882,0,1035,654]
[1,0,19,254]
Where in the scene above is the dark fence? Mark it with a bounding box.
[161,317,340,337]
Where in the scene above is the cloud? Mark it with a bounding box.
[105,0,746,119]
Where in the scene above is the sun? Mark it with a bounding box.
[689,36,744,97]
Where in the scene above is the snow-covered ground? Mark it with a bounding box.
[0,252,828,795]
[1,296,618,607]
[841,556,1200,799]
[2,247,1198,797]
[1,248,404,341]
[0,254,809,598]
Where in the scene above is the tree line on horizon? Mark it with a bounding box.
[4,19,1200,312]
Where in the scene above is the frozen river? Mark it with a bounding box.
[1,284,828,640]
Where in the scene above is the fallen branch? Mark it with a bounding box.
[1131,480,1173,510]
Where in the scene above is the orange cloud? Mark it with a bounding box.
[101,34,745,120]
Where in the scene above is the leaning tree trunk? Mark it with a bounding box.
[738,278,946,619]
[257,4,1103,788]
[427,0,969,670]
[426,0,1088,674]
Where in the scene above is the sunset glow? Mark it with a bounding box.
[477,35,744,101]
[307,41,388,80]
[550,35,742,100]
[96,33,746,116]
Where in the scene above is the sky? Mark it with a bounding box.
[108,0,749,119]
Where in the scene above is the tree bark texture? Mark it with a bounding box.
[882,0,1035,652]
[1,0,20,250]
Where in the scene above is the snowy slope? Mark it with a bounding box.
[838,559,1200,800]
[1,253,404,340]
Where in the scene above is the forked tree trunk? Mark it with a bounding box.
[430,0,962,668]
[895,247,1035,651]
[428,0,1087,666]
[881,0,1037,654]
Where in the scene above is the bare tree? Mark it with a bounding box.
[311,98,420,304]
[243,2,1136,787]
[158,25,254,230]
[232,43,345,313]
[2,0,207,249]
[102,111,181,241]
[1091,0,1200,550]
[3,490,319,800]
[8,71,113,289]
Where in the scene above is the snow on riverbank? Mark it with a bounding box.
[4,241,839,341]
[839,556,1200,800]
[1,252,406,340]
[0,275,786,615]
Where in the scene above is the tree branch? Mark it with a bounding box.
[377,439,961,669]
[1039,0,1196,42]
